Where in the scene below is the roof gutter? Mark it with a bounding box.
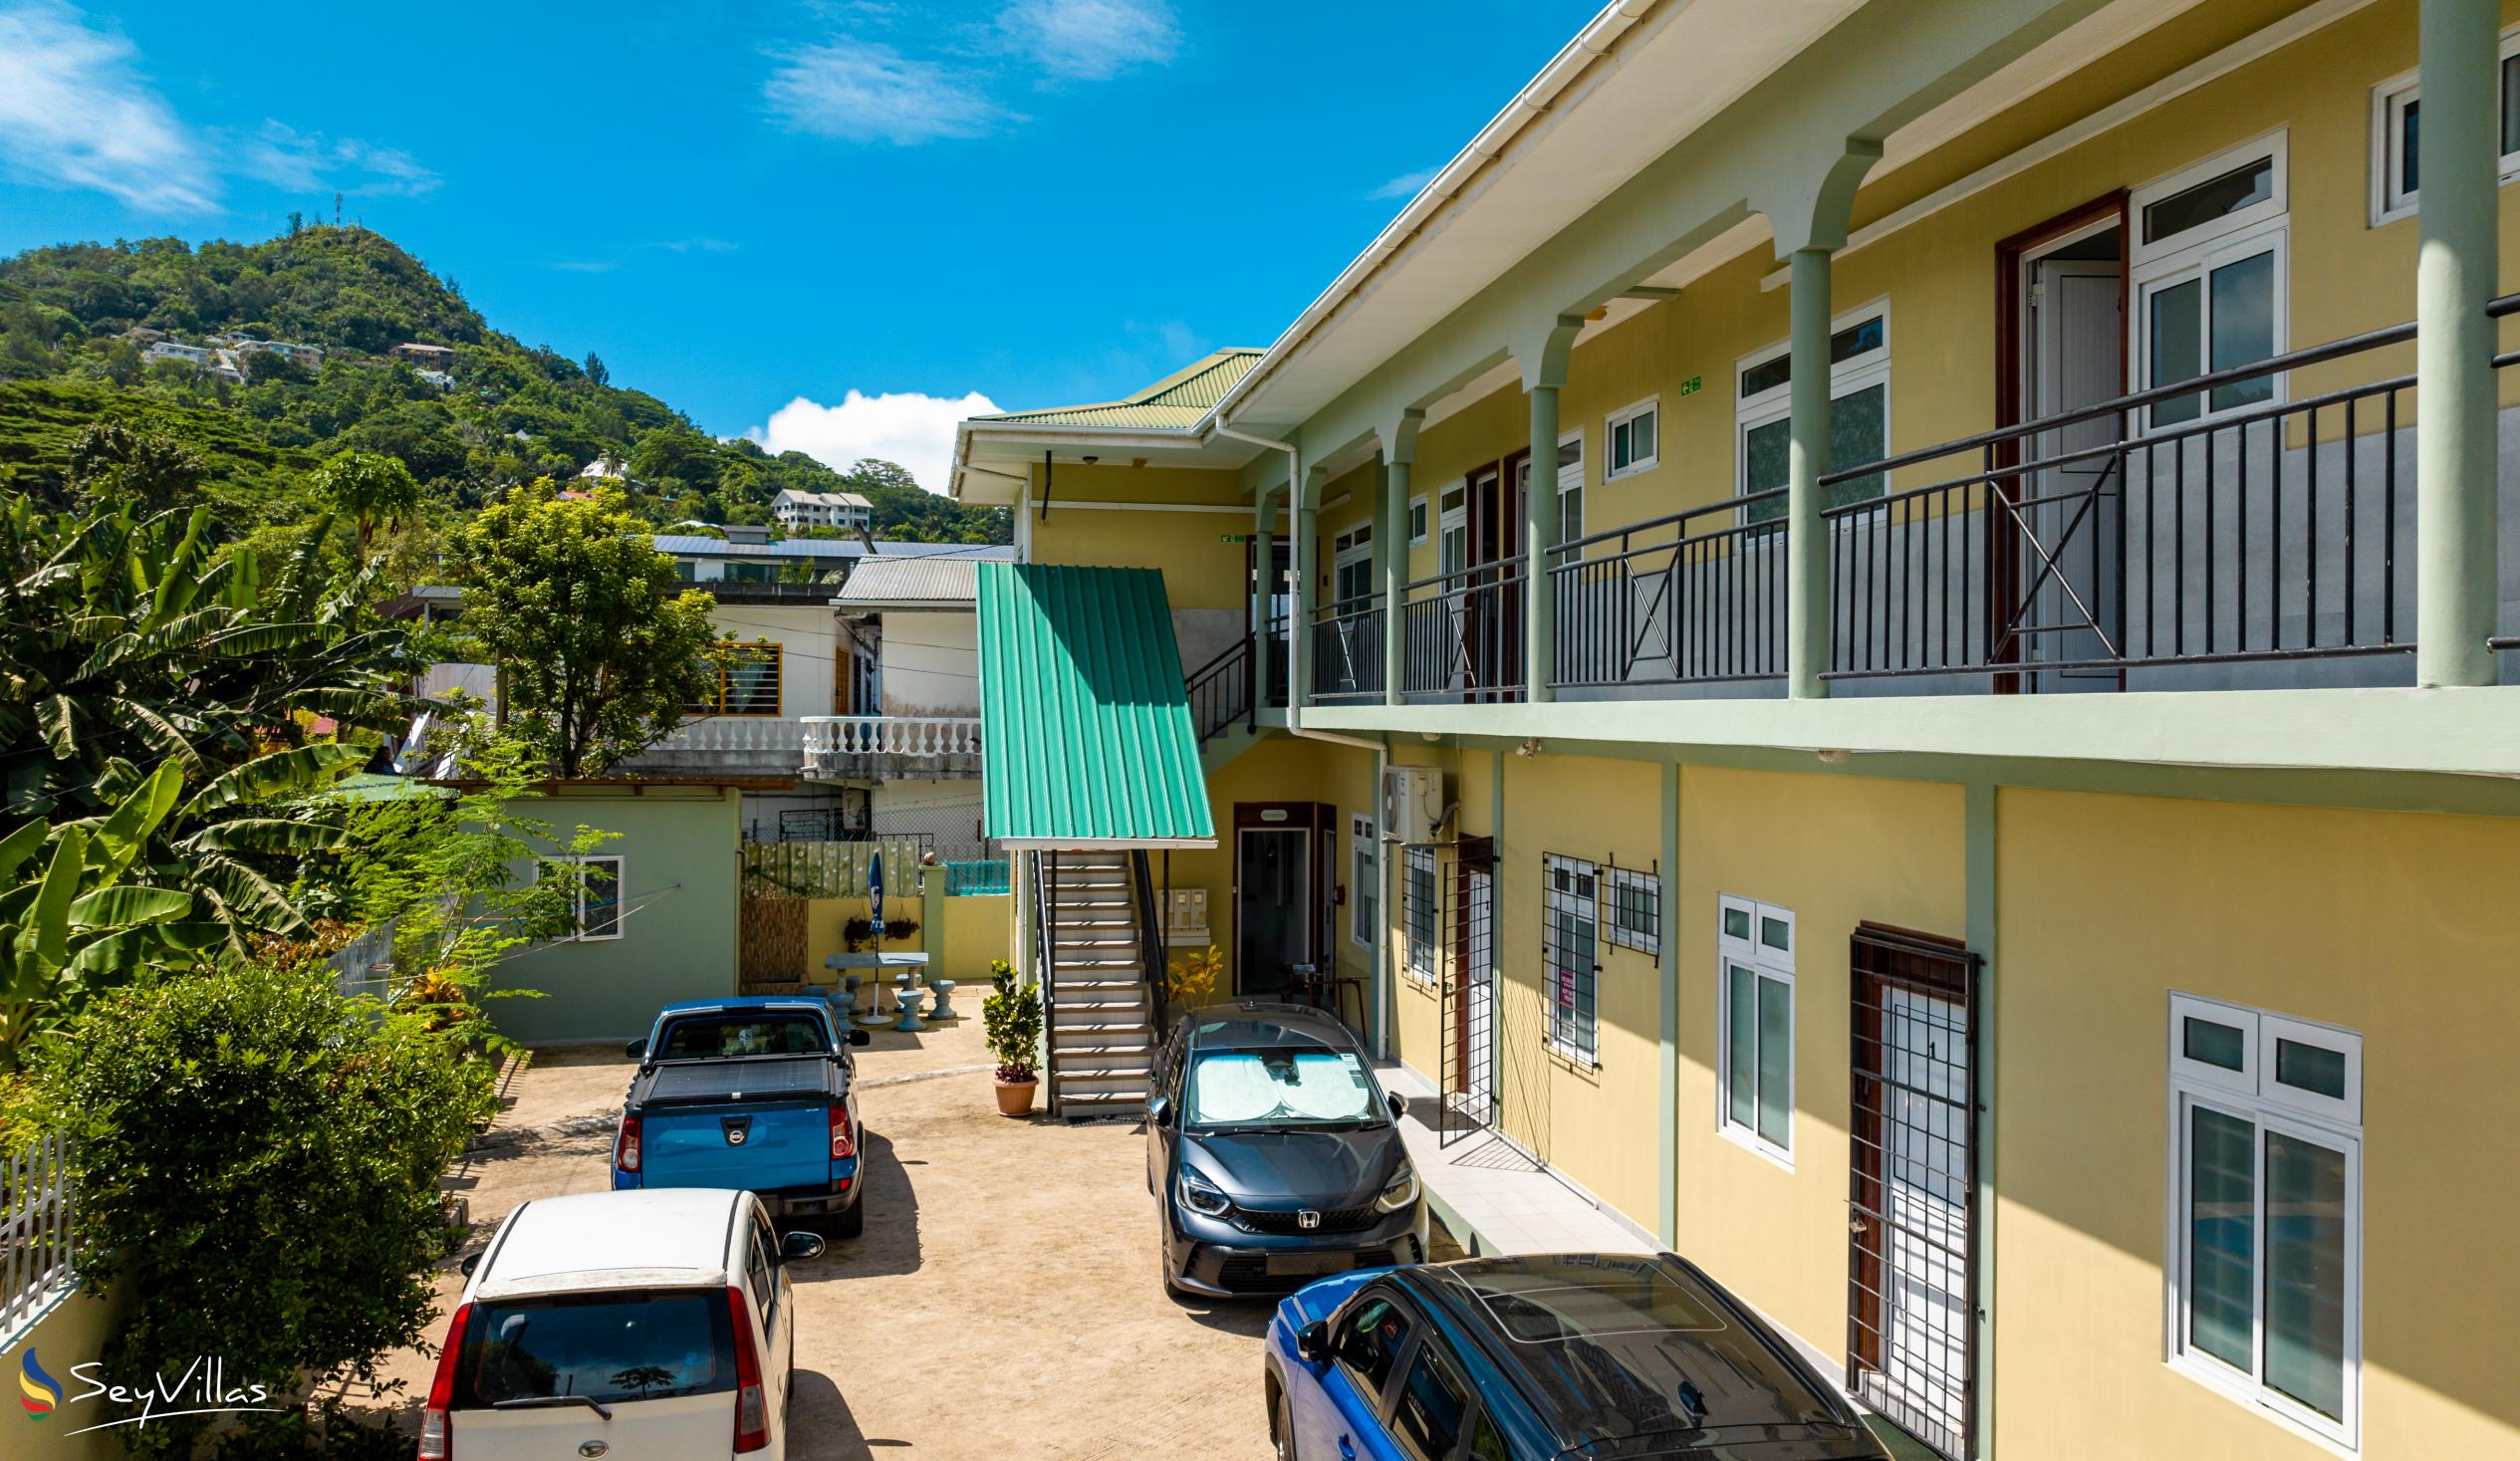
[1212,420,1382,754]
[1200,0,1653,431]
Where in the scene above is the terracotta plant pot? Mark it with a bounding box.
[993,1077,1039,1116]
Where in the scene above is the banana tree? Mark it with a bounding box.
[0,765,221,1066]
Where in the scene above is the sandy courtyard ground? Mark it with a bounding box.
[367,1012,1282,1460]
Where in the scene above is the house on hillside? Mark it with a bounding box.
[942,3,2520,1458]
[390,342,456,370]
[772,488,873,534]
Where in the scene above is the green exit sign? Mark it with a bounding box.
[1676,374,1703,397]
[1219,533,1250,543]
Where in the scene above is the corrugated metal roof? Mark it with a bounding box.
[653,534,859,559]
[975,563,1214,849]
[972,350,1264,430]
[835,555,980,607]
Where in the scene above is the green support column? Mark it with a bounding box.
[1384,458,1409,704]
[1657,759,1679,1249]
[2416,0,2502,688]
[1526,383,1561,702]
[1787,247,1835,700]
[1294,497,1319,707]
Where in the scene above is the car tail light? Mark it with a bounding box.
[727,1286,768,1453]
[417,1301,471,1460]
[828,1104,855,1160]
[615,1116,640,1174]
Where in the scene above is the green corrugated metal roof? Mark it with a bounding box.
[972,350,1263,430]
[976,563,1215,849]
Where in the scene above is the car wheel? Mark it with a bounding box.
[1156,1231,1182,1296]
[830,1196,866,1240]
[1273,1387,1297,1461]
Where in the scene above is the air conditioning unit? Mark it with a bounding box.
[1383,767,1446,845]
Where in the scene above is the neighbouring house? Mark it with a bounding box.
[811,552,1000,860]
[227,338,326,368]
[578,453,630,481]
[942,4,2520,1460]
[391,342,457,370]
[138,340,239,381]
[772,488,874,534]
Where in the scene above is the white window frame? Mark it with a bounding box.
[1542,853,1600,1066]
[1436,483,1469,580]
[2130,135,2290,433]
[1604,397,1659,482]
[1350,812,1378,950]
[1733,303,1891,526]
[1600,865,1658,957]
[2369,34,2520,227]
[1715,894,1794,1166]
[549,853,626,942]
[1333,524,1376,606]
[2163,992,2363,1453]
[1407,494,1429,547]
[1402,847,1439,984]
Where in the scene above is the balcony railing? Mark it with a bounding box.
[1549,488,1789,689]
[801,715,983,778]
[648,714,818,753]
[1311,592,1386,701]
[1400,562,1524,701]
[1820,316,2432,687]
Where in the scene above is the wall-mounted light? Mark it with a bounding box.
[1516,737,1542,759]
[1816,748,1851,765]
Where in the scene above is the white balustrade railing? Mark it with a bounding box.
[648,715,817,754]
[801,715,983,761]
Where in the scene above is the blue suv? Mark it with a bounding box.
[1263,1253,1892,1460]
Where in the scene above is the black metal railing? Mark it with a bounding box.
[1398,562,1525,701]
[1548,488,1789,689]
[1310,592,1386,701]
[1033,851,1060,1114]
[1262,614,1291,708]
[1824,315,2431,683]
[1185,634,1255,745]
[1129,850,1169,1040]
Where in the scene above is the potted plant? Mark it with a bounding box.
[981,958,1043,1116]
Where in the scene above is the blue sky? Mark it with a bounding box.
[0,1,1599,487]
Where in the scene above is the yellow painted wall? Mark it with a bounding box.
[1167,735,1382,1006]
[1994,789,2520,1460]
[1673,766,1967,1357]
[1383,742,1471,1086]
[1024,463,1253,610]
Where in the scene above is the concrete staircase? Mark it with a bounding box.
[1042,852,1159,1119]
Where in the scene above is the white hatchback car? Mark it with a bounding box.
[421,1187,824,1460]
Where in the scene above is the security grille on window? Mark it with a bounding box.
[2131,136,2288,430]
[694,641,783,716]
[1738,311,1890,524]
[1403,848,1439,981]
[2167,993,2361,1450]
[1717,895,1794,1160]
[1351,812,1378,949]
[1602,865,1658,957]
[1543,854,1600,1064]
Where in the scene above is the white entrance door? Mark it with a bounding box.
[2025,249,2126,686]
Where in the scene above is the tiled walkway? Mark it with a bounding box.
[1378,1061,1652,1258]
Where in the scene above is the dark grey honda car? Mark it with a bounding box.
[1146,1002,1427,1297]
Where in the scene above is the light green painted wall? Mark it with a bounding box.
[485,788,742,1046]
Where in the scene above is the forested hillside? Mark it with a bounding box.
[0,224,1008,567]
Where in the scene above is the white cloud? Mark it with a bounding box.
[0,2,212,211]
[997,0,1177,81]
[764,41,1014,144]
[1368,165,1438,202]
[746,389,1001,493]
[234,121,439,197]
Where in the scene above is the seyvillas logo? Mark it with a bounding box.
[15,1353,278,1436]
[19,1350,63,1419]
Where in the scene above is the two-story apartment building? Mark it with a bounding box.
[947,3,2520,1459]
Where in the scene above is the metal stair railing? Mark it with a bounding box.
[1130,850,1169,1042]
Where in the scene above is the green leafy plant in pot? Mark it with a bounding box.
[980,958,1042,1115]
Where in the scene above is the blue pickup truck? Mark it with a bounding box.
[613,997,875,1238]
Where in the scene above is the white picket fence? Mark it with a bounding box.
[1,1130,76,1344]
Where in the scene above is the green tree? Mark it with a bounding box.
[32,953,497,1456]
[449,480,722,777]
[311,447,422,551]
[66,418,206,516]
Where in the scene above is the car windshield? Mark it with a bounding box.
[452,1290,733,1409]
[1184,1048,1380,1128]
[657,1013,828,1059]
